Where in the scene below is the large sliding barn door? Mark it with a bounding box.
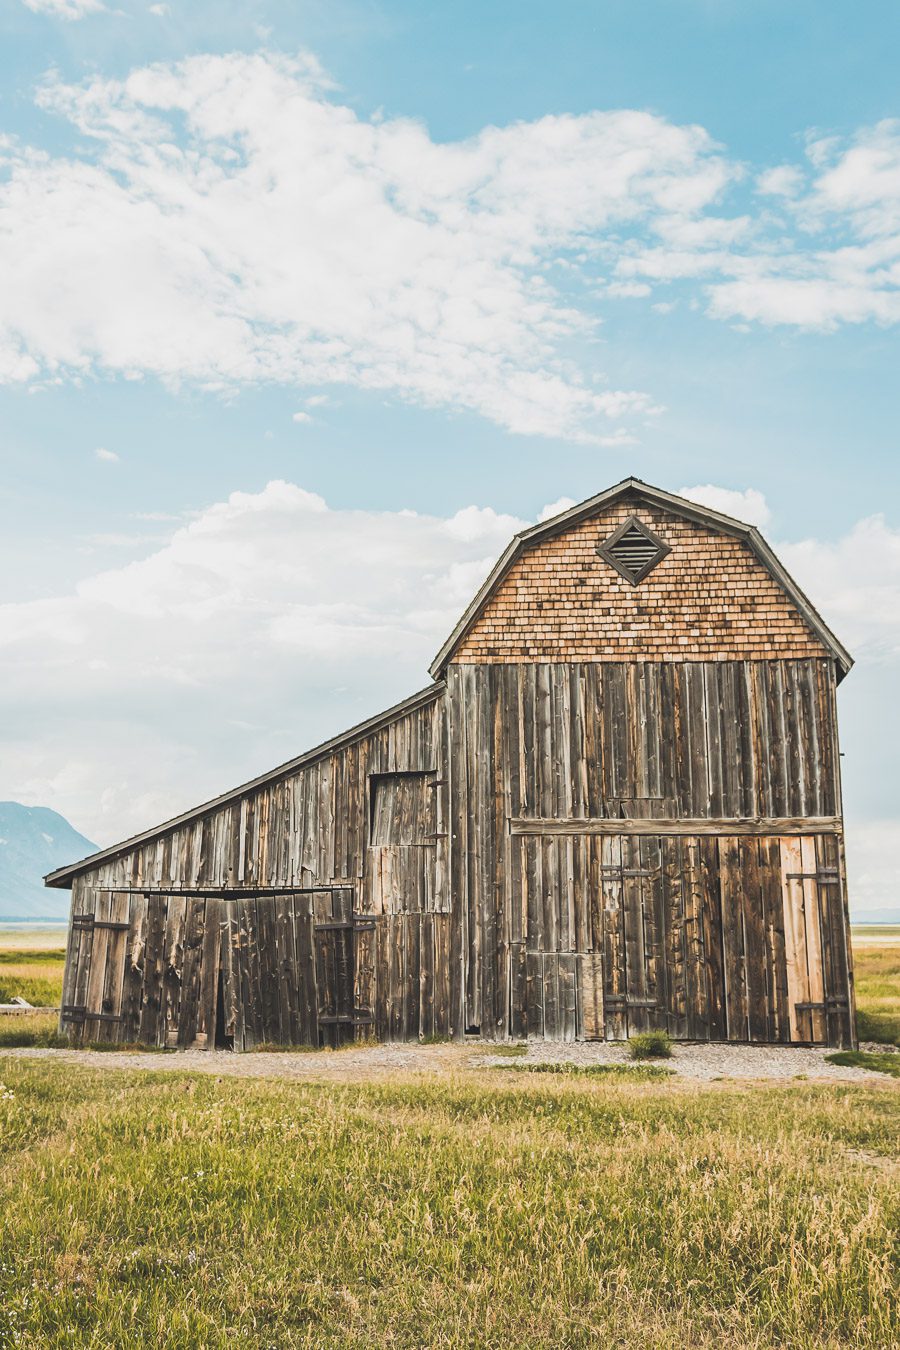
[515,830,853,1046]
[61,886,377,1049]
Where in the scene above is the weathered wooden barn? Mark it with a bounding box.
[48,478,857,1050]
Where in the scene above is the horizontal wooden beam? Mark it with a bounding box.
[509,816,843,838]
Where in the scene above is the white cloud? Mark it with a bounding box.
[618,121,900,330]
[0,52,746,442]
[21,0,104,17]
[1,52,897,433]
[755,165,803,198]
[778,514,900,660]
[538,496,577,522]
[94,446,119,462]
[844,821,900,915]
[678,484,771,528]
[291,412,313,425]
[0,480,526,842]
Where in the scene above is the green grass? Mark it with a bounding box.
[0,1012,67,1048]
[853,945,900,1048]
[0,1063,897,1348]
[826,1051,900,1079]
[0,947,65,1006]
[493,1060,669,1080]
[629,1031,673,1059]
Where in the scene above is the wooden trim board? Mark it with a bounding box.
[510,816,843,838]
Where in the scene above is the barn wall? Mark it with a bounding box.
[64,690,452,1046]
[452,500,831,664]
[446,659,852,1041]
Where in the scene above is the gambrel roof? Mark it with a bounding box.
[428,477,853,679]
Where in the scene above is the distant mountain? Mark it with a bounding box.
[0,803,97,920]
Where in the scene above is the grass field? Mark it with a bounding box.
[0,1061,897,1349]
[0,934,898,1345]
[0,947,65,1006]
[853,944,900,1047]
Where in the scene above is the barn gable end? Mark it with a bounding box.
[431,479,851,676]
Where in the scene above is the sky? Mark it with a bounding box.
[0,0,898,912]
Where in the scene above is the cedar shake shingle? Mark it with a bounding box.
[452,502,828,665]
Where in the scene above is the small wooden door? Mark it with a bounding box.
[779,834,853,1046]
[61,887,132,1044]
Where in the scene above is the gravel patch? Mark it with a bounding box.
[0,1043,469,1082]
[479,1041,897,1083]
[2,1040,896,1085]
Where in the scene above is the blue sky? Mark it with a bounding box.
[1,0,898,909]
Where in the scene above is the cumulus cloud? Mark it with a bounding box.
[0,54,745,442]
[1,51,898,434]
[678,484,771,528]
[0,481,527,842]
[778,515,900,660]
[94,446,119,462]
[621,121,900,329]
[844,821,900,915]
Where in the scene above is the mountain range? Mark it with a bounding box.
[0,802,97,920]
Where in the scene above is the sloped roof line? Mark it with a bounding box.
[45,682,445,889]
[428,477,853,679]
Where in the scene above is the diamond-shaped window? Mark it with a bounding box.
[596,514,671,585]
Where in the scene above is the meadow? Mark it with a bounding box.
[0,932,897,1347]
[0,1060,897,1349]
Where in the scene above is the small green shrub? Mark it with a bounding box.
[489,1043,527,1057]
[628,1031,673,1060]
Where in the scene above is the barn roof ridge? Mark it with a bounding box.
[428,476,853,680]
[44,681,445,889]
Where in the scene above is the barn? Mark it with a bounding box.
[47,478,857,1050]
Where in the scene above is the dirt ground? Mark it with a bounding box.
[2,1038,897,1085]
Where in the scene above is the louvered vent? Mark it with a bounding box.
[596,515,670,584]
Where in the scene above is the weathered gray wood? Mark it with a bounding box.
[56,649,853,1052]
[511,816,843,837]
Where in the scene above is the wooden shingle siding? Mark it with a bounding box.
[453,502,830,665]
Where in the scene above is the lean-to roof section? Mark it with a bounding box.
[45,682,445,888]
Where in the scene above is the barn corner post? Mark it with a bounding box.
[48,478,856,1052]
